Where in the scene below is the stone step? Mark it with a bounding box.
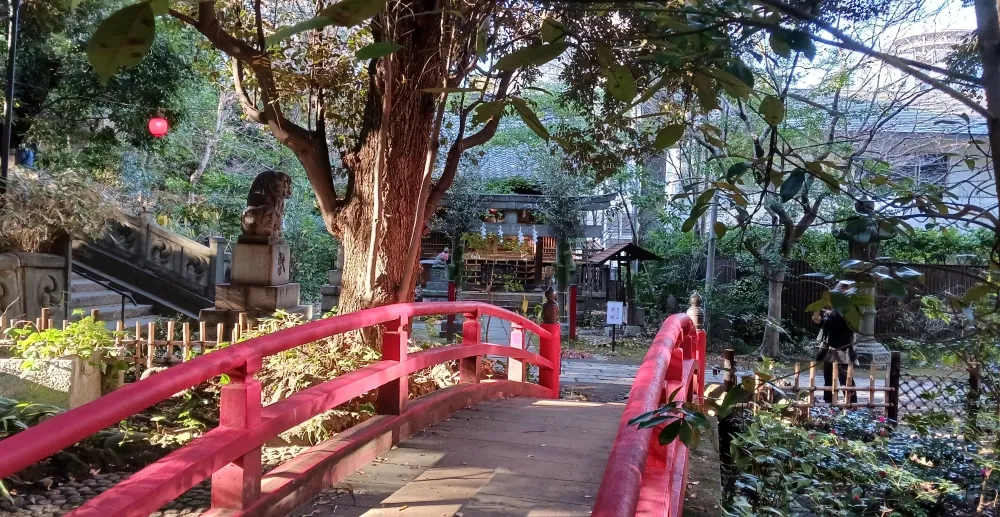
[70,290,128,309]
[69,278,107,294]
[108,315,159,331]
[72,304,156,322]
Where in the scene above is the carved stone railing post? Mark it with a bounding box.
[208,236,228,296]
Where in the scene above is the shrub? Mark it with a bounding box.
[0,168,118,254]
[725,410,999,516]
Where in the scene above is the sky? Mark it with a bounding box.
[911,0,977,34]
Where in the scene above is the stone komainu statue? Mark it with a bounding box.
[241,170,292,240]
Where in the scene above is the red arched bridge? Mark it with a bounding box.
[0,294,706,517]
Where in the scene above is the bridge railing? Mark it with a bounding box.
[0,298,562,517]
[592,294,706,517]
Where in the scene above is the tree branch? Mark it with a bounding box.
[424,70,514,216]
[755,0,994,121]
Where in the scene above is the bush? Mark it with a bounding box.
[725,410,1000,516]
[0,168,118,254]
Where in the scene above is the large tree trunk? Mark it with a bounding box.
[973,0,1000,253]
[328,5,444,345]
[761,269,785,357]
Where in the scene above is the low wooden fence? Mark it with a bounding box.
[0,308,254,373]
[718,350,994,425]
[719,349,903,422]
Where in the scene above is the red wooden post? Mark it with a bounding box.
[461,311,481,384]
[378,316,408,415]
[446,280,456,332]
[569,284,578,340]
[211,356,263,510]
[539,287,561,399]
[508,322,525,382]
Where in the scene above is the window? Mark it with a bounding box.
[896,154,948,186]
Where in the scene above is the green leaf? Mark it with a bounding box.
[420,87,481,94]
[476,18,489,60]
[355,42,403,60]
[805,293,830,313]
[540,17,566,43]
[785,30,816,60]
[659,420,683,445]
[779,168,805,202]
[727,162,750,182]
[625,75,668,115]
[759,95,785,126]
[86,2,157,84]
[472,101,504,126]
[769,30,792,58]
[495,41,568,71]
[710,68,751,99]
[653,123,684,151]
[678,422,694,447]
[881,277,906,302]
[267,16,336,45]
[681,214,699,233]
[713,222,727,239]
[845,305,861,332]
[603,63,636,103]
[148,0,168,16]
[830,291,851,313]
[509,98,549,141]
[717,386,745,418]
[725,59,755,90]
[321,0,387,26]
[0,480,13,504]
[964,283,992,304]
[692,74,719,112]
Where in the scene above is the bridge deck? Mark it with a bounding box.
[291,397,625,517]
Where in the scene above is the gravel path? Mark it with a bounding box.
[0,445,309,517]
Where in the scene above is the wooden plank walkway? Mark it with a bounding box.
[291,397,625,517]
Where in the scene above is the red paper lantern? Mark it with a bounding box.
[148,116,169,138]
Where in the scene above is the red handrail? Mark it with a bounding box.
[591,313,703,517]
[0,301,560,516]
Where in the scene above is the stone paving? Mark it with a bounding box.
[561,361,640,386]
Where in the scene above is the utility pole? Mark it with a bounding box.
[0,0,21,200]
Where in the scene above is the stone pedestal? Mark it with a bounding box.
[231,242,290,286]
[200,239,311,331]
[320,247,345,313]
[420,265,449,301]
[0,252,67,322]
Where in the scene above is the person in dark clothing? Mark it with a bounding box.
[813,285,858,405]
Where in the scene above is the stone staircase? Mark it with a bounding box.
[69,273,158,329]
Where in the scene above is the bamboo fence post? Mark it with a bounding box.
[868,361,876,407]
[90,308,99,320]
[808,362,816,406]
[166,320,176,364]
[199,321,207,355]
[146,322,156,369]
[847,362,855,403]
[134,321,142,366]
[832,362,840,407]
[216,323,225,346]
[182,323,191,362]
